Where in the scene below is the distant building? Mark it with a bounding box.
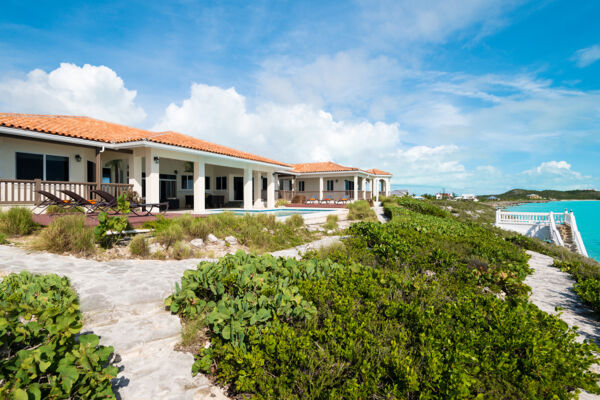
[487,195,499,200]
[458,194,476,200]
[527,194,542,200]
[391,189,409,197]
[435,193,454,200]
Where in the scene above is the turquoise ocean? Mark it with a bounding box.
[507,201,600,261]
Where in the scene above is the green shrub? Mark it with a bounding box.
[129,234,150,257]
[156,223,184,249]
[347,200,377,221]
[323,214,338,230]
[0,272,117,399]
[172,240,193,260]
[0,207,37,236]
[0,232,7,244]
[574,278,600,311]
[35,215,95,256]
[285,214,304,228]
[45,205,85,214]
[275,199,290,207]
[93,212,130,248]
[145,212,315,253]
[384,197,450,218]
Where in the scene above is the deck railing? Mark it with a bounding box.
[495,211,554,225]
[549,212,565,247]
[0,179,133,204]
[275,190,357,202]
[565,211,589,257]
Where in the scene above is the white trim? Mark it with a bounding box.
[0,126,291,170]
[276,169,392,179]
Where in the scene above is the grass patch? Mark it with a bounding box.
[275,199,290,207]
[0,207,37,236]
[129,234,150,257]
[346,200,377,221]
[0,232,7,244]
[145,212,315,253]
[33,214,95,256]
[45,205,85,214]
[323,214,338,230]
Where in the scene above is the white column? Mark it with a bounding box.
[128,149,143,196]
[193,160,205,214]
[267,172,275,208]
[363,177,367,200]
[319,176,324,201]
[386,178,391,196]
[353,175,358,202]
[375,179,380,202]
[253,170,262,208]
[243,167,253,209]
[228,173,235,203]
[144,148,160,204]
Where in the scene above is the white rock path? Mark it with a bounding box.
[0,245,227,400]
[525,250,600,399]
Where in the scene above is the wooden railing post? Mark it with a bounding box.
[34,179,41,204]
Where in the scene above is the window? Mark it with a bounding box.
[87,161,96,183]
[45,155,69,181]
[216,176,227,190]
[181,175,194,190]
[262,177,267,191]
[16,152,43,180]
[16,152,69,181]
[344,180,354,191]
[160,174,177,200]
[205,176,210,190]
[326,180,334,191]
[298,180,305,192]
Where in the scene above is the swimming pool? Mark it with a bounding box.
[208,208,333,217]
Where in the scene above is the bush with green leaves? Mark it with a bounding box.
[0,232,6,244]
[346,200,377,221]
[284,214,304,228]
[0,272,117,399]
[167,214,600,399]
[0,207,37,236]
[383,196,450,219]
[93,212,130,248]
[34,215,95,256]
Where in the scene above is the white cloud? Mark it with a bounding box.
[392,144,470,185]
[572,45,600,68]
[519,160,592,190]
[153,83,403,166]
[357,0,525,44]
[0,63,146,124]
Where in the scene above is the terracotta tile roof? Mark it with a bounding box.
[148,131,289,167]
[365,168,392,176]
[0,113,149,143]
[292,161,360,173]
[0,113,289,167]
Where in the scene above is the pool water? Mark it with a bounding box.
[211,208,331,217]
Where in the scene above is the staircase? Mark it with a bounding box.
[557,224,578,253]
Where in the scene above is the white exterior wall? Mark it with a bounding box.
[495,222,551,241]
[0,135,95,181]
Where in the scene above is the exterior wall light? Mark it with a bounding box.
[74,154,82,162]
[154,156,160,164]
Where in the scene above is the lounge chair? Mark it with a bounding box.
[336,197,349,204]
[307,197,318,204]
[91,189,168,216]
[60,190,106,213]
[320,197,333,204]
[35,190,73,213]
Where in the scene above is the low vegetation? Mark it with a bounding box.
[346,200,377,221]
[167,198,600,398]
[129,234,150,257]
[275,199,290,207]
[0,271,117,399]
[323,214,338,230]
[33,214,95,256]
[0,207,37,236]
[145,212,313,253]
[45,205,85,214]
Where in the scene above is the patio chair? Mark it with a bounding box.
[35,190,74,213]
[307,197,318,204]
[336,197,349,204]
[91,189,168,216]
[60,190,106,213]
[320,197,333,204]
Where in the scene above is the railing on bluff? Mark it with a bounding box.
[495,210,587,257]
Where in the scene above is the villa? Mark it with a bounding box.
[0,113,392,212]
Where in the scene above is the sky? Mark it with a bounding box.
[1,0,599,195]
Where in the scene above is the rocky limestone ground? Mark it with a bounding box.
[0,245,227,400]
[525,250,600,399]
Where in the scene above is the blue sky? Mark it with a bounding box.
[1,0,599,194]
